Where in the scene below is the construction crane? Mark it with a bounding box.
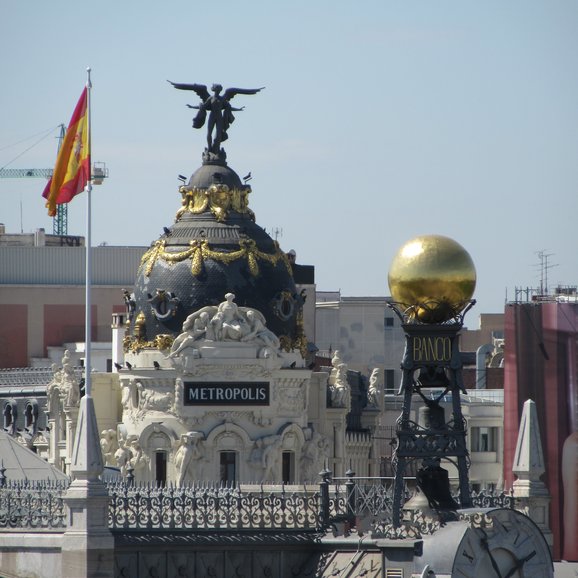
[0,125,108,235]
[0,168,54,178]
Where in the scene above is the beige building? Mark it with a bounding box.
[0,229,146,368]
[315,291,505,490]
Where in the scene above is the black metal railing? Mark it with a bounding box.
[330,472,515,537]
[107,480,327,532]
[0,480,68,531]
[0,472,515,537]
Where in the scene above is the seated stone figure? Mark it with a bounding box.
[241,310,280,352]
[169,294,282,359]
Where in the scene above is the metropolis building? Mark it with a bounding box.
[33,84,383,488]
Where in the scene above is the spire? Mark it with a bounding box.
[69,395,104,481]
[512,399,553,549]
[512,398,546,483]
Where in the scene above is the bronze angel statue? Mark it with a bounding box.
[168,81,264,155]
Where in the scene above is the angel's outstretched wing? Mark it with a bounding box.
[223,87,265,101]
[167,81,210,101]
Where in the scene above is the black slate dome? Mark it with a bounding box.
[188,162,244,190]
[126,158,304,352]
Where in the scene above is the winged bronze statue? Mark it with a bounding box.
[168,82,264,155]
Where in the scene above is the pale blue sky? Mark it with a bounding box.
[1,1,577,315]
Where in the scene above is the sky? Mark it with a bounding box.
[1,1,577,316]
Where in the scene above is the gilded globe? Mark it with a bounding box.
[388,235,476,323]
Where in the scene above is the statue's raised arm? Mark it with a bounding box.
[168,81,264,157]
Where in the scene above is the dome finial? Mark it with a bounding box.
[388,235,476,324]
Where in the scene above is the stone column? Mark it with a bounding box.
[61,395,114,578]
[111,313,126,372]
[47,411,59,467]
[64,405,79,474]
[512,398,553,550]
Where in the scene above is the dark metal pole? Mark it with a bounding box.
[319,468,331,529]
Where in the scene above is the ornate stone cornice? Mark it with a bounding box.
[181,364,272,380]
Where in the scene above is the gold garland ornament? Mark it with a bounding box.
[139,238,292,278]
[123,333,174,354]
[176,184,254,223]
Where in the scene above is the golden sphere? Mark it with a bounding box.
[388,235,476,323]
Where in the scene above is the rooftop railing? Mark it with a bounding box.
[0,473,515,537]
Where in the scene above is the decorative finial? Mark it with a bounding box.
[388,235,476,324]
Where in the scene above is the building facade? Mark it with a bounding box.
[0,229,146,369]
[504,298,578,561]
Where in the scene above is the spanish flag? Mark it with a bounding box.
[42,87,90,217]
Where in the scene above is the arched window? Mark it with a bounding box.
[3,401,17,434]
[24,400,38,434]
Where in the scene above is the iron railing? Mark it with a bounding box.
[107,480,327,532]
[0,480,68,531]
[0,473,515,537]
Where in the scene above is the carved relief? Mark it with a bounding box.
[100,429,118,467]
[277,385,305,415]
[182,364,271,379]
[136,382,174,414]
[367,368,381,408]
[261,435,282,482]
[169,293,283,363]
[330,362,351,410]
[300,429,330,482]
[174,431,205,485]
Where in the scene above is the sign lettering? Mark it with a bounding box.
[184,382,269,406]
[412,336,452,362]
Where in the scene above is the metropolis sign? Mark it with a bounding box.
[183,382,270,406]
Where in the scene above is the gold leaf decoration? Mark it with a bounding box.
[140,238,291,279]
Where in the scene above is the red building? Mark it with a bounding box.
[504,298,578,561]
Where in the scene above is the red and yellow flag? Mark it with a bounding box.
[42,87,90,216]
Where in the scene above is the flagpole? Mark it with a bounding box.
[68,68,103,483]
[85,67,92,398]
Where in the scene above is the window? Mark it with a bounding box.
[471,427,498,452]
[384,369,395,395]
[155,452,167,486]
[24,402,38,433]
[220,452,236,484]
[282,452,294,484]
[384,317,394,329]
[3,401,16,434]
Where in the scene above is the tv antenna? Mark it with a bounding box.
[535,250,558,296]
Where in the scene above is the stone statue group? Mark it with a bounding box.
[170,293,281,359]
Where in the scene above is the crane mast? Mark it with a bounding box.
[0,125,107,235]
